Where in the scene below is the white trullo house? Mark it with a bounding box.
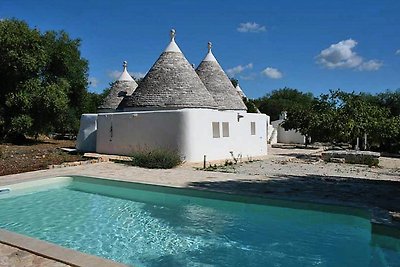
[77,29,268,162]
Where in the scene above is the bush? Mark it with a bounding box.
[321,150,380,167]
[130,148,183,169]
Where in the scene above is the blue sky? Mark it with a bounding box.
[1,0,399,98]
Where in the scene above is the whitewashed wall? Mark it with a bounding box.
[91,109,267,162]
[271,119,306,144]
[76,114,98,152]
[96,110,186,156]
[181,109,267,161]
[267,124,277,144]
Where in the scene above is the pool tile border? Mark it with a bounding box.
[0,229,127,267]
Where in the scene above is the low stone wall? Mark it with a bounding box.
[321,150,380,166]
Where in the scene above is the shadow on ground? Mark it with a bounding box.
[188,174,400,212]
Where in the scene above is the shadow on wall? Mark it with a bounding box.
[187,174,400,212]
[76,130,96,152]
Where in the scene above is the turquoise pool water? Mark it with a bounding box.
[0,177,399,267]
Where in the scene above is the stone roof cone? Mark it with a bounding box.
[120,29,217,110]
[98,61,138,112]
[196,42,247,111]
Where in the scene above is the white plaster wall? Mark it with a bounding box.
[267,124,277,144]
[277,127,306,144]
[181,109,267,161]
[271,119,306,144]
[96,111,186,156]
[94,109,267,162]
[76,114,98,152]
[271,119,282,128]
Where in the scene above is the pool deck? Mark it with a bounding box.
[1,152,399,266]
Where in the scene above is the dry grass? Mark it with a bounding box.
[0,138,85,176]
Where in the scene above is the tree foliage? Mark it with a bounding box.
[377,89,400,117]
[255,87,314,121]
[254,87,400,152]
[242,97,259,113]
[230,78,239,88]
[282,89,400,152]
[0,19,97,141]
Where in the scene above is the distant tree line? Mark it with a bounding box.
[249,87,400,153]
[0,19,102,142]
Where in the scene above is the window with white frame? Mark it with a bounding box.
[251,122,256,135]
[222,122,229,137]
[212,122,220,138]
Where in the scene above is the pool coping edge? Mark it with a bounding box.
[0,229,128,267]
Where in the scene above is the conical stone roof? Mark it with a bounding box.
[120,30,218,110]
[196,42,247,111]
[98,61,138,112]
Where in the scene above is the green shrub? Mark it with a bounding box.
[130,148,183,169]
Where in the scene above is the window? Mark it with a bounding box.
[222,122,229,137]
[251,122,256,135]
[212,122,220,138]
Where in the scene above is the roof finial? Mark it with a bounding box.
[117,60,135,82]
[170,29,176,42]
[164,28,181,53]
[202,41,217,62]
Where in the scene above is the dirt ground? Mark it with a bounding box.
[0,138,84,176]
[190,146,400,219]
[203,146,400,181]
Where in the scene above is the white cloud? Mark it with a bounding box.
[357,60,383,71]
[396,49,400,55]
[240,73,257,80]
[261,67,283,79]
[317,39,362,69]
[88,77,99,87]
[108,70,121,80]
[226,63,253,77]
[132,72,146,79]
[317,39,382,71]
[108,70,146,80]
[237,22,266,33]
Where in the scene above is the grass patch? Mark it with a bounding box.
[197,160,238,173]
[128,148,183,169]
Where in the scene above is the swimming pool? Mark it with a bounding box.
[0,176,399,266]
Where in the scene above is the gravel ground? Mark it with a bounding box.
[194,146,400,217]
[210,147,400,181]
